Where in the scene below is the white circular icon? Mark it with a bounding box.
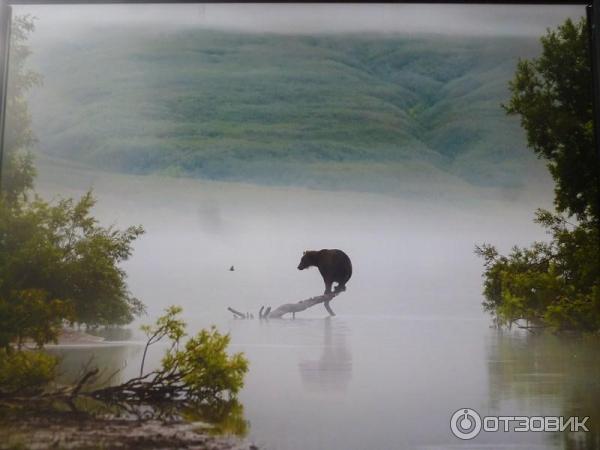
[450,408,482,440]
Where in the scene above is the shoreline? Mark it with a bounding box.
[1,414,256,450]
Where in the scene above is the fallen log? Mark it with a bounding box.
[267,293,337,318]
[228,292,341,319]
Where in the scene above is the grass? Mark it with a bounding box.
[25,27,547,192]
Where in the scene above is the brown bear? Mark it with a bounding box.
[297,249,352,295]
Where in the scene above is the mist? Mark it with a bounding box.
[16,4,585,39]
[33,156,554,323]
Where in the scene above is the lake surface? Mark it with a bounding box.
[36,158,599,450]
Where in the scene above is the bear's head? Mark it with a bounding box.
[297,250,317,270]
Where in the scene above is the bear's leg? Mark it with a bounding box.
[324,280,333,295]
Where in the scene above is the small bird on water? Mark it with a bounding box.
[229,265,235,271]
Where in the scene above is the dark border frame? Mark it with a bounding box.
[0,0,598,189]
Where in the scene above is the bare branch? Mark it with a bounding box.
[227,307,247,319]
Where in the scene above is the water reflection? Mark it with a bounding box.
[37,316,600,450]
[298,318,352,392]
[486,330,600,450]
[184,398,249,437]
[92,327,135,342]
[49,344,141,388]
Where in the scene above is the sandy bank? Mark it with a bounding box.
[1,415,257,450]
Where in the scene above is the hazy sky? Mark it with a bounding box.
[16,4,585,37]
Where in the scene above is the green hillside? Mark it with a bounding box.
[26,28,546,192]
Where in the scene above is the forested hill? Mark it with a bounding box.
[27,28,547,193]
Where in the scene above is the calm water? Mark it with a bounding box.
[38,160,599,450]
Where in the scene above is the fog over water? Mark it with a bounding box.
[34,156,553,323]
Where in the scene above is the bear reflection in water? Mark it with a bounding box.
[297,249,353,295]
[299,318,353,393]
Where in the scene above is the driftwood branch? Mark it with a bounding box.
[267,293,337,318]
[2,368,208,421]
[228,292,341,319]
[227,307,246,319]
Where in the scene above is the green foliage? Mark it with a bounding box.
[0,16,145,344]
[505,18,598,222]
[0,289,71,349]
[139,305,186,376]
[477,211,600,332]
[28,27,547,190]
[478,18,600,332]
[140,305,186,344]
[0,349,58,396]
[0,16,147,410]
[163,326,248,401]
[2,15,40,202]
[141,306,249,402]
[0,191,145,347]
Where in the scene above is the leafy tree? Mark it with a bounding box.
[0,192,145,347]
[478,18,600,332]
[0,288,71,350]
[504,18,598,223]
[2,15,39,202]
[476,210,599,330]
[0,19,247,418]
[0,17,145,348]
